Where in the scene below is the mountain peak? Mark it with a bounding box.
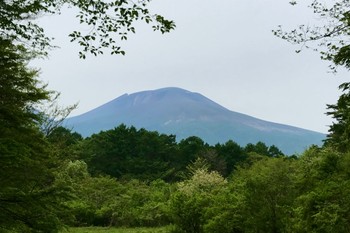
[65,87,325,154]
[125,87,193,97]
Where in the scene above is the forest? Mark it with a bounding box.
[5,117,350,233]
[45,124,350,233]
[2,0,350,233]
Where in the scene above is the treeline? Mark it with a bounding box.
[44,124,350,233]
[51,124,284,181]
[48,124,286,228]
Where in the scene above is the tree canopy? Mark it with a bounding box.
[0,0,175,58]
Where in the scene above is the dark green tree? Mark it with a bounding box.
[47,126,83,160]
[268,145,285,157]
[80,125,178,181]
[0,1,175,231]
[178,136,208,165]
[214,140,247,175]
[244,141,283,157]
[199,149,228,176]
[0,39,71,232]
[245,142,270,156]
[325,83,350,152]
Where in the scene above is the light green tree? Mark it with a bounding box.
[230,157,297,233]
[291,147,350,233]
[170,168,228,233]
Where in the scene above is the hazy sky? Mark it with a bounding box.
[32,0,347,134]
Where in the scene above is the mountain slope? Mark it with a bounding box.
[64,87,325,154]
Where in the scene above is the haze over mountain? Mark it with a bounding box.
[64,87,325,154]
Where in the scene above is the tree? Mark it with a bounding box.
[0,0,175,231]
[291,147,350,233]
[0,39,72,232]
[0,39,49,129]
[245,142,270,156]
[244,141,283,157]
[80,125,178,181]
[170,168,228,233]
[274,0,350,72]
[39,93,78,137]
[230,157,297,233]
[178,136,208,165]
[214,140,247,175]
[199,149,228,176]
[0,0,175,58]
[62,162,172,228]
[324,82,350,152]
[47,126,83,160]
[274,1,350,151]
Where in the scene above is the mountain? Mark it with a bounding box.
[64,87,325,154]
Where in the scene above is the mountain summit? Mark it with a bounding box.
[64,87,325,154]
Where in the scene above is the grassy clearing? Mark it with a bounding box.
[63,226,172,233]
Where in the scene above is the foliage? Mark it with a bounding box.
[0,0,175,58]
[0,0,175,228]
[198,149,228,176]
[45,124,294,231]
[245,141,284,157]
[176,136,209,169]
[325,83,350,152]
[76,125,285,182]
[168,148,350,233]
[170,168,228,233]
[291,147,350,233]
[47,126,83,160]
[45,124,350,232]
[79,125,179,181]
[0,39,49,128]
[60,161,172,228]
[214,140,247,175]
[0,38,72,232]
[232,158,297,233]
[203,186,243,233]
[180,157,211,179]
[274,0,350,72]
[39,93,78,137]
[65,226,172,233]
[274,1,350,152]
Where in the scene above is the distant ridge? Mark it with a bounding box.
[64,87,325,154]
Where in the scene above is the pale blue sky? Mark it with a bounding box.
[32,0,346,133]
